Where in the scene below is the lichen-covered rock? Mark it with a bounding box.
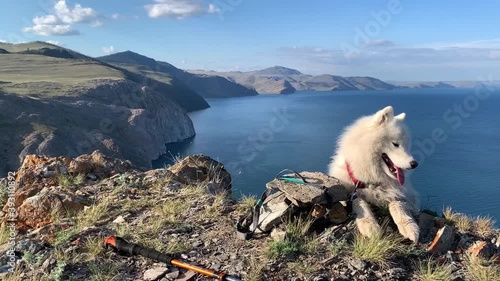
[169,154,231,193]
[68,150,131,178]
[17,186,88,229]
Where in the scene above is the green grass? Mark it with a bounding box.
[52,261,66,281]
[0,41,57,52]
[351,231,404,264]
[155,198,188,223]
[416,259,453,281]
[0,53,124,97]
[267,216,317,258]
[85,236,105,256]
[54,227,81,246]
[57,173,85,189]
[77,198,110,228]
[328,238,349,257]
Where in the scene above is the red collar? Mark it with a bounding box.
[345,161,366,189]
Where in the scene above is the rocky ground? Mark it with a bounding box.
[0,151,499,281]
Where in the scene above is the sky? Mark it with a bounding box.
[1,0,500,81]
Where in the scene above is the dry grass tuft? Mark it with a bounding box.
[472,216,495,238]
[352,231,404,264]
[77,198,110,227]
[88,260,120,281]
[0,223,10,244]
[155,198,188,222]
[237,194,257,214]
[455,214,473,233]
[245,255,267,281]
[288,261,316,279]
[85,236,105,256]
[464,254,500,281]
[416,258,453,281]
[443,206,458,225]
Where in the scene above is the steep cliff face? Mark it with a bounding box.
[0,79,195,176]
[98,51,258,98]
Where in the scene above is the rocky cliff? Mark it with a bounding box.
[0,79,195,176]
[98,51,259,98]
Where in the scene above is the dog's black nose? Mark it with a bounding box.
[410,160,418,169]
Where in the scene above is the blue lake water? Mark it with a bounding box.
[154,88,500,222]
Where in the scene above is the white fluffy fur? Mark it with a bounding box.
[328,106,420,242]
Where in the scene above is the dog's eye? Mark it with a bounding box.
[392,142,400,147]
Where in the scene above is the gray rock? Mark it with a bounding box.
[177,271,196,281]
[164,268,180,280]
[192,240,203,248]
[113,215,126,224]
[143,266,169,281]
[15,239,43,254]
[349,257,367,271]
[428,225,455,254]
[419,212,436,242]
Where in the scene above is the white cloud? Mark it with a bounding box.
[0,39,6,43]
[145,0,218,19]
[102,46,116,54]
[208,4,220,13]
[54,0,97,24]
[23,0,99,36]
[111,13,120,20]
[22,24,79,36]
[33,15,60,25]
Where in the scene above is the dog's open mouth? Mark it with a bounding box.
[381,153,405,185]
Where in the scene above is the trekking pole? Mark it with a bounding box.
[104,236,242,281]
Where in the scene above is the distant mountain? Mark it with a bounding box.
[249,66,303,76]
[395,81,456,89]
[190,68,395,93]
[98,51,258,98]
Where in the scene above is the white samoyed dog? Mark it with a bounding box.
[328,106,420,242]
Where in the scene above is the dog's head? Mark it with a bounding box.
[370,106,418,185]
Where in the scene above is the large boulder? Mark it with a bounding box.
[168,154,232,193]
[17,186,88,230]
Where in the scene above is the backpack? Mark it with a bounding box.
[236,169,349,240]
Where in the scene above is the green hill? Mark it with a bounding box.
[0,42,209,112]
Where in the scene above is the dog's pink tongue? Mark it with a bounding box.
[395,166,405,185]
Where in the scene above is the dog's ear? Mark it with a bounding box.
[395,112,406,121]
[372,106,394,126]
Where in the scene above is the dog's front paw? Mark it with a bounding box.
[397,219,419,243]
[356,217,382,238]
